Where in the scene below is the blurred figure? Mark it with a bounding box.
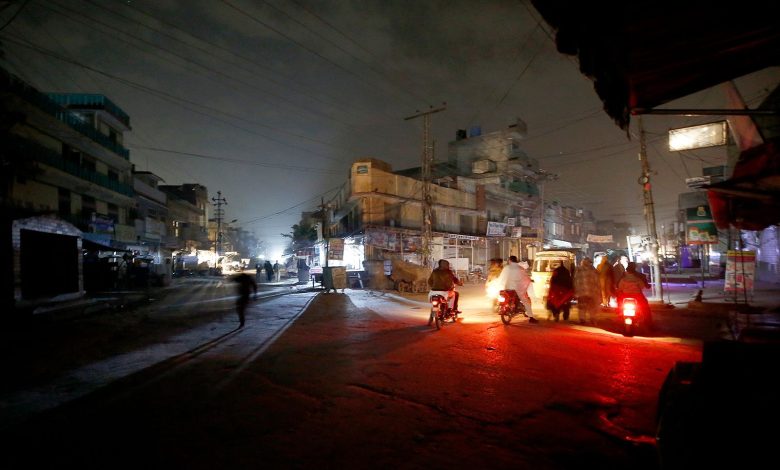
[613,255,629,286]
[574,257,600,325]
[233,272,257,328]
[485,258,504,311]
[597,255,614,307]
[546,263,574,321]
[263,260,274,282]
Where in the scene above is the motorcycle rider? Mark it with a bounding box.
[617,261,652,327]
[496,255,538,323]
[428,259,463,314]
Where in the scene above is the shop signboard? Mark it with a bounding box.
[486,221,507,237]
[387,232,399,251]
[686,206,718,245]
[586,234,614,243]
[724,250,755,297]
[511,227,522,238]
[402,236,420,252]
[328,238,344,260]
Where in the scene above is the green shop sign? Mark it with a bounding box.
[686,205,717,245]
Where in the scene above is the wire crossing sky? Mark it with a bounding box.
[1,0,776,255]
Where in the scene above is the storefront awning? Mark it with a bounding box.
[82,233,130,252]
[531,1,780,130]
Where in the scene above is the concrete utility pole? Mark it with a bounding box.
[318,197,330,267]
[535,169,558,251]
[404,103,446,268]
[211,191,227,261]
[637,117,663,301]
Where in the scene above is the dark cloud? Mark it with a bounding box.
[1,0,776,255]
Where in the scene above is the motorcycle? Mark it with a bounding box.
[618,295,649,336]
[497,289,527,325]
[428,290,459,330]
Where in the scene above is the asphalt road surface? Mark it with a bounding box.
[1,284,702,470]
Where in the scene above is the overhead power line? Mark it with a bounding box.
[128,146,342,174]
[220,0,421,115]
[1,35,353,164]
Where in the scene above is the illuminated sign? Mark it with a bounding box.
[669,121,727,151]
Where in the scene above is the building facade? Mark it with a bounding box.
[1,67,136,310]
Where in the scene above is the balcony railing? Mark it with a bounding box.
[3,71,130,159]
[47,93,131,128]
[54,111,130,159]
[10,136,134,197]
[507,180,539,196]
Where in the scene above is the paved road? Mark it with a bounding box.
[0,276,312,426]
[2,286,705,469]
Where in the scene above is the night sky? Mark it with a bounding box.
[2,0,777,256]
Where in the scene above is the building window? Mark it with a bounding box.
[58,188,71,216]
[63,145,80,167]
[108,170,119,182]
[108,203,119,222]
[82,195,96,218]
[82,157,96,173]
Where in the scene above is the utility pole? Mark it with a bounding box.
[535,169,558,252]
[319,197,330,268]
[211,191,227,265]
[637,117,663,301]
[404,103,446,268]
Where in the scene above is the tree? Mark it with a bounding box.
[282,222,317,255]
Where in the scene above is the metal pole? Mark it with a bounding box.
[211,191,227,268]
[637,117,664,301]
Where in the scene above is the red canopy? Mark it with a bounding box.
[707,138,780,230]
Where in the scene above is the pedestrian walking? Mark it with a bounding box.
[597,255,615,307]
[546,262,574,321]
[273,260,280,282]
[574,257,600,325]
[263,260,274,282]
[233,272,257,328]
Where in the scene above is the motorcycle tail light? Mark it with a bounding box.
[623,301,637,317]
[431,300,439,306]
[624,317,634,325]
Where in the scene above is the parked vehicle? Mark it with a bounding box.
[497,289,527,325]
[428,290,458,330]
[531,251,576,303]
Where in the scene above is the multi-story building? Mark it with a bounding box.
[130,169,174,284]
[325,158,482,275]
[1,67,135,310]
[160,183,209,252]
[315,123,602,282]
